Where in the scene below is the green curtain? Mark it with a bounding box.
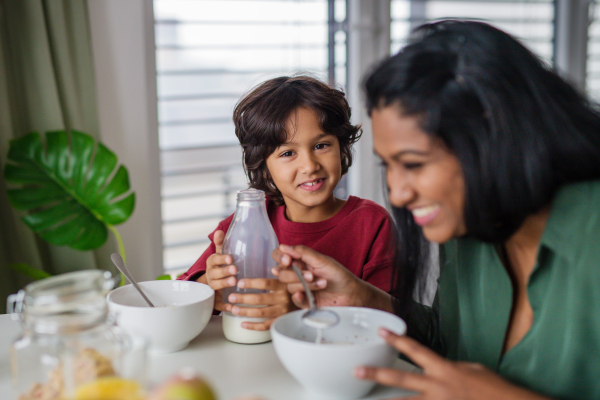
[0,0,118,313]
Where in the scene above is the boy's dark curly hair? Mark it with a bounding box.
[233,75,362,205]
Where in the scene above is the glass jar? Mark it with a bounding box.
[221,189,279,344]
[7,270,146,400]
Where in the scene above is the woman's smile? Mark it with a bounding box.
[410,204,441,226]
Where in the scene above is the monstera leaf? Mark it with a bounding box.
[4,130,135,251]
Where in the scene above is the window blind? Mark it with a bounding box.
[154,0,340,272]
[390,0,555,64]
[155,0,560,273]
[587,2,600,100]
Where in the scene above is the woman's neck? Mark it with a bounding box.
[502,206,551,286]
[284,196,346,223]
[499,206,551,354]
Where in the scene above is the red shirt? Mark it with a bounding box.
[178,196,395,292]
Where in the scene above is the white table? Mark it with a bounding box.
[0,314,417,400]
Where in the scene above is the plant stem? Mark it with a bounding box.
[107,224,127,286]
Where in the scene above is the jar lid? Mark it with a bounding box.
[9,270,115,334]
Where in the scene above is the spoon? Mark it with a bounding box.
[110,253,155,307]
[292,263,339,329]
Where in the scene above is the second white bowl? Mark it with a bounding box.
[271,307,406,399]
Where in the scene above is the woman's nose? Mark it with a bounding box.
[388,172,414,208]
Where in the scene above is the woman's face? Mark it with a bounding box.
[371,105,467,243]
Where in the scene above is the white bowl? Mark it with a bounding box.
[271,307,406,399]
[107,280,214,353]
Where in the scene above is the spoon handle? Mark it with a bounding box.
[110,253,155,307]
[292,263,316,311]
[128,278,155,308]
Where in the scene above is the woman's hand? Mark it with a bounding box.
[225,277,297,331]
[272,244,393,312]
[355,329,553,400]
[201,230,237,312]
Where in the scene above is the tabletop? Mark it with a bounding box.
[0,313,418,400]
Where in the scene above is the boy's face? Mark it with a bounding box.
[265,107,343,222]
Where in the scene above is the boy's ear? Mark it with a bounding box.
[263,169,277,190]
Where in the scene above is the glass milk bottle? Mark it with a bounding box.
[222,189,279,344]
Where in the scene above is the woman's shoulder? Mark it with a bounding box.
[551,180,600,227]
[557,179,600,199]
[539,180,600,273]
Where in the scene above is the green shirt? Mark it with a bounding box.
[412,180,600,400]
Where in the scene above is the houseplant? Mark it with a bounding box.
[3,130,135,280]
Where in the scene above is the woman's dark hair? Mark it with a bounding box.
[365,20,600,321]
[233,75,362,205]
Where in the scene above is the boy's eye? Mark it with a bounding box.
[280,150,294,157]
[315,143,329,150]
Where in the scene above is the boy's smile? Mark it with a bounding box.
[298,178,325,191]
[266,107,344,223]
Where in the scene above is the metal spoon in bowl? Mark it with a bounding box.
[292,263,339,329]
[110,253,155,307]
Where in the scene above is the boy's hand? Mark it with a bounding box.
[203,230,237,312]
[226,276,296,331]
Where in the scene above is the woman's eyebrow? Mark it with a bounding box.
[392,149,429,159]
[376,149,430,161]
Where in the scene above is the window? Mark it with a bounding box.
[153,0,346,272]
[391,0,555,63]
[587,2,600,99]
[153,0,594,275]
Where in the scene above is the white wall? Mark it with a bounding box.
[87,0,163,280]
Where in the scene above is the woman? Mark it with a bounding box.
[273,21,600,399]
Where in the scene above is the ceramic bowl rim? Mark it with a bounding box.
[271,306,406,350]
[106,280,214,309]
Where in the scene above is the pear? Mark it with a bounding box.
[147,369,217,400]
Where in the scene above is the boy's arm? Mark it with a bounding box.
[177,240,218,281]
[177,219,231,281]
[178,228,234,315]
